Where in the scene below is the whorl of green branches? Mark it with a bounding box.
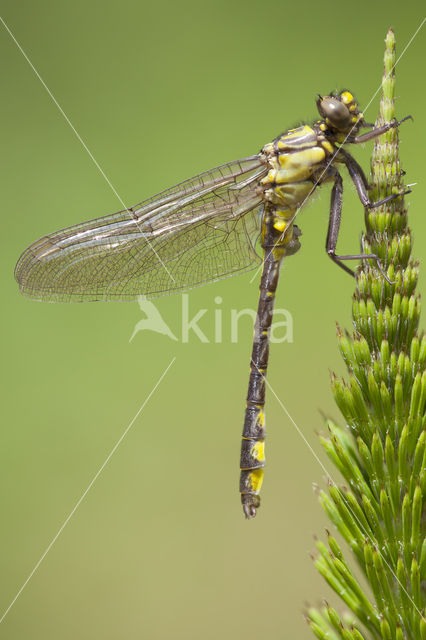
[306,28,425,640]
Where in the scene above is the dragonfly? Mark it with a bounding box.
[15,90,410,518]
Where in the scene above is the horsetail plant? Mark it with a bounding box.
[306,29,425,640]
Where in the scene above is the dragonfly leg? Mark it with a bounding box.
[347,115,412,144]
[326,171,393,283]
[339,148,412,209]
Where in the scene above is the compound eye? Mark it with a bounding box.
[318,97,351,129]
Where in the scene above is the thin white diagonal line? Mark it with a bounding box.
[0,357,176,625]
[0,15,176,285]
[249,17,426,286]
[258,367,423,619]
[356,17,426,117]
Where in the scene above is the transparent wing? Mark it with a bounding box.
[15,155,267,301]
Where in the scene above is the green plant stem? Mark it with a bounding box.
[307,28,425,640]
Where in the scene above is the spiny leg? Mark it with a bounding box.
[338,148,411,209]
[326,171,396,282]
[346,115,412,144]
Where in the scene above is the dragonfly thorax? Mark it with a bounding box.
[260,123,334,218]
[259,90,366,221]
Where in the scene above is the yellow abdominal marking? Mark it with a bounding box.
[247,468,264,493]
[251,441,265,462]
[256,409,265,428]
[273,217,287,232]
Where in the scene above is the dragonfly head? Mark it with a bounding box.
[316,90,364,138]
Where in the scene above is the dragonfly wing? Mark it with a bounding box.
[16,156,266,301]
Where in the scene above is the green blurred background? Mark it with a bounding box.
[1,1,425,638]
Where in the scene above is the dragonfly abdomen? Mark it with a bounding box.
[240,206,301,518]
